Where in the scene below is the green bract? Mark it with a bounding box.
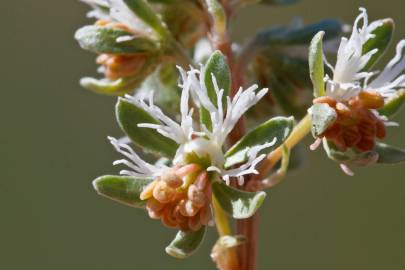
[362,18,394,70]
[116,99,179,158]
[224,116,294,168]
[200,51,231,130]
[165,227,206,259]
[374,143,405,164]
[309,31,325,97]
[310,103,337,137]
[212,181,266,219]
[123,0,169,38]
[93,175,153,208]
[75,25,158,54]
[378,89,405,117]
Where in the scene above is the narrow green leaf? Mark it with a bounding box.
[165,227,206,259]
[212,181,266,219]
[116,99,179,158]
[123,0,168,38]
[309,31,325,97]
[224,116,294,168]
[374,143,405,164]
[75,25,157,54]
[204,51,231,105]
[378,89,405,117]
[92,175,153,208]
[363,18,394,70]
[310,104,337,137]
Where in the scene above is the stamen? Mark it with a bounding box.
[310,138,322,151]
[340,163,354,176]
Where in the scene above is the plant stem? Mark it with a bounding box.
[253,114,312,180]
[212,195,239,270]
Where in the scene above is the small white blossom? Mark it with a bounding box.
[108,137,168,178]
[110,66,275,185]
[325,7,405,102]
[81,0,155,37]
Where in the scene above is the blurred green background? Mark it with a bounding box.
[4,0,405,269]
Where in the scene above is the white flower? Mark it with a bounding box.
[81,0,154,37]
[325,7,405,102]
[109,66,275,185]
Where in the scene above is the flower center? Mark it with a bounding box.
[174,137,225,169]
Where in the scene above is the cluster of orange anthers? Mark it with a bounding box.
[314,90,386,152]
[95,20,147,80]
[140,164,212,232]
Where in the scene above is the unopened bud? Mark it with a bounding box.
[313,96,337,107]
[188,185,206,208]
[140,180,157,200]
[162,170,183,188]
[358,90,385,109]
[153,181,176,204]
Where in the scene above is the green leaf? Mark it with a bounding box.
[80,76,143,96]
[224,117,294,168]
[374,143,405,164]
[75,25,157,54]
[200,51,231,130]
[116,99,179,158]
[309,103,337,137]
[363,18,394,70]
[204,51,231,105]
[309,31,325,97]
[92,175,153,208]
[378,89,405,117]
[123,0,168,38]
[199,107,213,131]
[212,181,266,219]
[165,227,206,259]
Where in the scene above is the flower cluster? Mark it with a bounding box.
[312,8,405,152]
[106,65,274,231]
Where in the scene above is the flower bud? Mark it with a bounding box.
[140,180,157,200]
[161,170,183,189]
[153,181,176,204]
[188,185,206,208]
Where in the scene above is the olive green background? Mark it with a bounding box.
[4,0,405,269]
